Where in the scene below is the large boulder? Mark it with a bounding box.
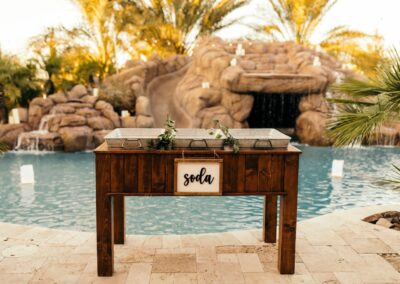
[28,105,43,129]
[47,115,63,132]
[75,108,101,118]
[59,126,94,152]
[49,92,68,104]
[59,114,86,128]
[52,104,75,114]
[136,115,154,128]
[81,95,98,106]
[135,96,152,116]
[299,94,329,113]
[93,130,112,146]
[0,123,31,148]
[296,111,331,146]
[87,117,114,130]
[121,116,137,128]
[17,132,63,151]
[68,84,87,100]
[95,101,120,127]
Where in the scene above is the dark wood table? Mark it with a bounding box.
[95,143,301,276]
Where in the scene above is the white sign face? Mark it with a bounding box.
[175,159,222,195]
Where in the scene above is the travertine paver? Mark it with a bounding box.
[0,204,400,283]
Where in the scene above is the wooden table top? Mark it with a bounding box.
[94,142,302,155]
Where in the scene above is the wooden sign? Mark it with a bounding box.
[174,159,223,195]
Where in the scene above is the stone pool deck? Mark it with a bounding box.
[1,204,400,284]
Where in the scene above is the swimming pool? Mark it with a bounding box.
[0,146,399,234]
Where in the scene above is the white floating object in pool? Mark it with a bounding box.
[92,88,99,97]
[20,165,35,184]
[12,108,20,124]
[331,160,344,178]
[230,58,237,66]
[201,82,210,89]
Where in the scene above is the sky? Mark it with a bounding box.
[0,0,399,62]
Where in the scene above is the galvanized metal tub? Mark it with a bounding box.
[105,128,290,150]
[104,128,164,149]
[174,128,225,149]
[229,129,290,149]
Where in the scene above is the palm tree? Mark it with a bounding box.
[327,50,400,146]
[262,0,385,76]
[328,50,400,188]
[0,50,41,113]
[29,27,64,93]
[29,26,113,90]
[72,0,123,74]
[118,0,249,56]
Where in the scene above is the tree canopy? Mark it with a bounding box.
[262,0,387,77]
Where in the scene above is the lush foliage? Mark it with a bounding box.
[149,115,177,150]
[0,50,41,112]
[99,81,135,114]
[327,50,400,146]
[383,164,400,190]
[262,0,386,77]
[0,142,7,153]
[118,0,249,56]
[209,119,240,153]
[29,0,123,92]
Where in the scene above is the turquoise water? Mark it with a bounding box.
[0,146,399,235]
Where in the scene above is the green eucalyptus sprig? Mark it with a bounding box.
[209,119,239,153]
[148,115,177,150]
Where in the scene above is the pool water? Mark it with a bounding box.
[0,146,399,235]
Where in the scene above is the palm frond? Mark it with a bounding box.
[327,104,388,146]
[331,78,383,97]
[326,98,376,106]
[382,164,400,189]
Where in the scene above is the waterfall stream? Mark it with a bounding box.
[15,114,56,151]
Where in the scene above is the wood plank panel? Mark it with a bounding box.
[166,154,177,194]
[237,155,246,193]
[124,155,138,193]
[137,154,152,193]
[245,155,259,193]
[152,155,166,193]
[95,154,114,276]
[271,155,284,191]
[222,153,237,194]
[258,155,271,192]
[111,154,124,193]
[113,196,125,244]
[278,154,299,274]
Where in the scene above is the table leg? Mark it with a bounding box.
[96,154,114,276]
[263,196,277,243]
[278,155,299,274]
[113,196,125,244]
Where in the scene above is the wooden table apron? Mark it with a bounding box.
[95,143,301,276]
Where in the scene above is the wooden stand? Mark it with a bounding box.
[95,143,301,276]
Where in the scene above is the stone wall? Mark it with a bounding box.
[0,85,122,151]
[3,37,397,150]
[106,36,345,145]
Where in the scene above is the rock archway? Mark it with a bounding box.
[109,37,346,145]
